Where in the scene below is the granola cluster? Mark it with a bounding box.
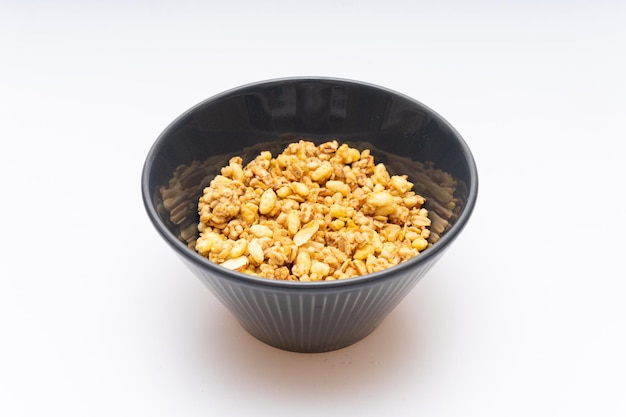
[195,140,431,281]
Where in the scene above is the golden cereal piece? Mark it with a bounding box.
[351,259,367,275]
[248,239,265,264]
[310,161,333,183]
[325,180,350,196]
[241,202,259,225]
[390,175,413,193]
[292,251,312,277]
[310,261,331,280]
[291,182,310,197]
[259,188,277,214]
[196,230,224,255]
[220,256,249,271]
[230,239,248,258]
[293,221,319,246]
[411,213,431,227]
[365,191,398,216]
[250,224,273,238]
[353,244,376,260]
[330,219,345,231]
[286,211,301,236]
[412,237,429,251]
[276,185,292,198]
[329,203,354,219]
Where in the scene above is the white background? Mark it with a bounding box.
[2,1,625,416]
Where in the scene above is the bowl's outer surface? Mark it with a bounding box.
[142,77,478,352]
[180,249,445,352]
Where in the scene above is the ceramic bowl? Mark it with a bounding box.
[141,77,478,353]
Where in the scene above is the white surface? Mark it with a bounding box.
[2,1,625,416]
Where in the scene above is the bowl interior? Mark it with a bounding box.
[143,78,477,274]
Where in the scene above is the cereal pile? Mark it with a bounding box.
[195,140,431,281]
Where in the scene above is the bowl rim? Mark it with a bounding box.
[141,76,479,290]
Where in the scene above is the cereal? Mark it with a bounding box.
[293,221,320,247]
[194,140,433,281]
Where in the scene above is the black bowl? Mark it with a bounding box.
[141,77,478,353]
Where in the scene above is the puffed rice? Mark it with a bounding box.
[194,140,433,281]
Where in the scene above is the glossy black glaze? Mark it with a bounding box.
[142,77,478,352]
